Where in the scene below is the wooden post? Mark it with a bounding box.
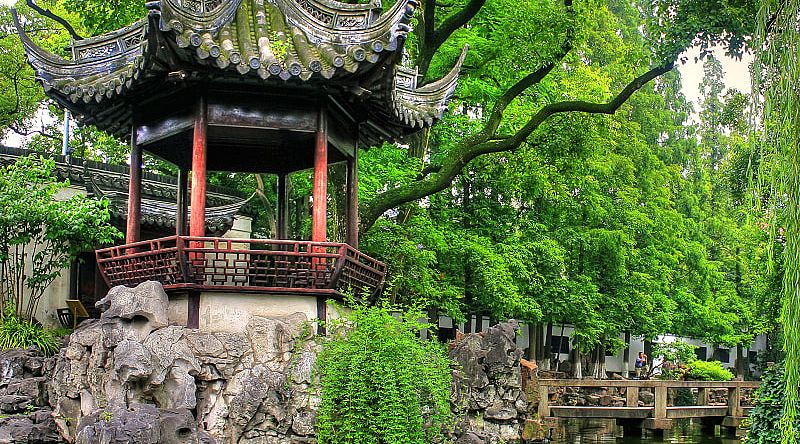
[317,297,327,335]
[312,107,328,243]
[696,387,709,406]
[626,385,639,407]
[277,173,289,239]
[346,150,358,247]
[190,96,208,239]
[176,167,189,236]
[727,385,741,417]
[654,385,667,420]
[187,290,200,329]
[538,384,551,418]
[126,127,142,244]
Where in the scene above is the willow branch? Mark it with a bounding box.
[25,0,84,41]
[360,62,674,231]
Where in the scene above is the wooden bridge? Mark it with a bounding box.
[537,378,760,437]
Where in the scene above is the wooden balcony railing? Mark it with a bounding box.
[95,236,386,298]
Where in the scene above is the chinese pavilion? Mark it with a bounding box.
[14,0,465,330]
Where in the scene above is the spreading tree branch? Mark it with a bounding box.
[25,0,84,41]
[360,62,675,231]
[417,0,486,78]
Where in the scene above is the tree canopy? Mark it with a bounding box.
[0,0,774,364]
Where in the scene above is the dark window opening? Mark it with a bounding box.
[550,336,570,354]
[71,252,108,319]
[695,347,708,361]
[437,327,456,342]
[715,348,731,363]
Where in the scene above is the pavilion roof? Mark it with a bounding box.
[0,147,251,235]
[13,0,466,146]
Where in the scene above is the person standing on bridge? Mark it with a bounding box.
[635,351,649,378]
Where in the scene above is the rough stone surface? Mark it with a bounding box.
[46,281,319,444]
[2,282,537,443]
[450,320,529,443]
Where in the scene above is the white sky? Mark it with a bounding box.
[677,46,753,111]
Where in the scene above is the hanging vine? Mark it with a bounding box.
[754,2,800,443]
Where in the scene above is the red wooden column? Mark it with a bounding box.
[312,107,328,243]
[126,126,142,244]
[187,96,207,330]
[190,96,208,239]
[346,149,358,247]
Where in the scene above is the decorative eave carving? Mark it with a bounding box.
[14,0,464,147]
[12,9,158,107]
[390,45,468,128]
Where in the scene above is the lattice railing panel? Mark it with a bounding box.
[96,237,184,288]
[96,236,386,297]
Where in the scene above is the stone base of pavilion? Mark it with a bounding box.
[95,235,385,332]
[166,291,348,333]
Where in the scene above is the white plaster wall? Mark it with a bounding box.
[199,292,319,333]
[168,293,189,326]
[223,216,253,240]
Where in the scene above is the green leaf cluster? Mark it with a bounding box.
[0,155,121,320]
[316,304,453,444]
[0,310,60,355]
[745,363,800,444]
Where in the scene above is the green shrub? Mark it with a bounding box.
[316,304,453,444]
[685,360,734,381]
[0,313,60,356]
[745,363,800,444]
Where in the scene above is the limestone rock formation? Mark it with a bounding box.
[450,320,529,443]
[0,348,61,443]
[48,281,319,443]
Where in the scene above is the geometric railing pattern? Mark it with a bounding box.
[96,236,386,299]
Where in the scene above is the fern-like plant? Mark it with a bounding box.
[0,311,60,356]
[316,304,453,444]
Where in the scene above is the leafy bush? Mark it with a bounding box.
[316,304,453,444]
[684,360,734,381]
[0,155,120,321]
[745,363,800,444]
[0,313,60,356]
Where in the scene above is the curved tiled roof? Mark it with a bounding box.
[0,147,251,235]
[13,0,466,146]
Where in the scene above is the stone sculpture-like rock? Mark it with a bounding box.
[449,320,529,443]
[47,281,319,444]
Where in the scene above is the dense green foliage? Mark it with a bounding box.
[753,1,800,442]
[316,305,452,444]
[684,360,733,381]
[0,0,779,397]
[745,364,800,444]
[0,311,60,355]
[0,156,120,320]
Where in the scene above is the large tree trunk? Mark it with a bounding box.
[736,345,746,378]
[623,331,631,378]
[572,347,583,379]
[543,322,553,371]
[597,345,607,379]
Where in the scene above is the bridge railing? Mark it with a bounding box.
[537,379,760,421]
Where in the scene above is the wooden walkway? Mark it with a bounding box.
[538,379,760,437]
